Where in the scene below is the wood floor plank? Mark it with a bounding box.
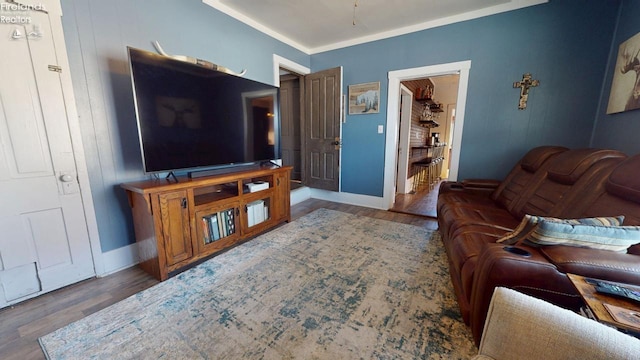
[0,267,159,360]
[0,199,438,360]
[390,181,442,218]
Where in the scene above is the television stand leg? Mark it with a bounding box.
[166,171,178,183]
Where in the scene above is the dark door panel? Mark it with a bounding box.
[303,67,342,191]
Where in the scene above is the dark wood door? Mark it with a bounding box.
[273,169,291,222]
[158,190,192,266]
[303,67,342,191]
[280,76,301,180]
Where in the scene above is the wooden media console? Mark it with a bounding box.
[121,166,291,280]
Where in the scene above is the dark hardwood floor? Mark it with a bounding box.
[0,266,160,360]
[0,199,438,360]
[390,180,443,218]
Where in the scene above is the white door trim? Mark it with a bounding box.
[49,0,104,275]
[396,84,413,194]
[272,54,310,85]
[384,60,471,209]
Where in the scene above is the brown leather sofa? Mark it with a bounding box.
[437,146,640,345]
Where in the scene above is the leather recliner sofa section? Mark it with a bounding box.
[437,146,640,345]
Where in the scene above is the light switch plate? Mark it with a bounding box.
[377,125,384,134]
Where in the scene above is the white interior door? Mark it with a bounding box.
[0,3,95,307]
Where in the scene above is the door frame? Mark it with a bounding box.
[272,55,310,86]
[384,61,471,209]
[48,0,104,274]
[272,55,309,170]
[395,84,413,194]
[272,55,314,205]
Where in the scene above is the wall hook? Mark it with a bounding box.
[28,25,43,39]
[11,28,23,40]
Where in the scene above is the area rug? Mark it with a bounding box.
[39,208,476,359]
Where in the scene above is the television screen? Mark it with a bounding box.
[128,47,280,174]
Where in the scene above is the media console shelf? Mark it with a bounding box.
[121,166,292,281]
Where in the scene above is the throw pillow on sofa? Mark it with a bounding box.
[524,219,640,252]
[496,215,625,246]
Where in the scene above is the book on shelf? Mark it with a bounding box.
[219,211,226,238]
[202,214,219,243]
[202,207,238,244]
[217,212,224,239]
[202,217,211,244]
[246,200,265,227]
[227,211,232,236]
[225,208,235,235]
[223,210,230,237]
[202,215,218,245]
[209,214,220,241]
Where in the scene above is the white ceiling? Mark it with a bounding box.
[204,0,547,54]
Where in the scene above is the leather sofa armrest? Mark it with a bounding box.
[461,179,502,189]
[469,243,583,345]
[438,179,499,196]
[540,246,640,286]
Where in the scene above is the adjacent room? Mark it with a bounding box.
[2,0,640,358]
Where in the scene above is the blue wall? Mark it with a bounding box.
[61,0,308,252]
[61,0,625,254]
[311,0,620,195]
[592,0,640,154]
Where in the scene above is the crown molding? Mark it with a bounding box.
[204,0,548,55]
[203,0,312,54]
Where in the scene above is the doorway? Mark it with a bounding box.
[279,71,303,187]
[391,74,460,218]
[384,61,471,211]
[274,56,343,193]
[274,55,309,191]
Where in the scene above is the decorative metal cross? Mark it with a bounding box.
[513,73,540,110]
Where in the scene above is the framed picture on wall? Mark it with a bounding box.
[348,82,380,115]
[607,31,640,114]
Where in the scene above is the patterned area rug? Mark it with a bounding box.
[39,208,475,359]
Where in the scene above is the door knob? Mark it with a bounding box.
[331,137,342,149]
[60,174,74,182]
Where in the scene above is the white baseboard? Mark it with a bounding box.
[99,243,139,277]
[290,186,311,205]
[309,188,387,209]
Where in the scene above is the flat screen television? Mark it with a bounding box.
[127,47,280,175]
